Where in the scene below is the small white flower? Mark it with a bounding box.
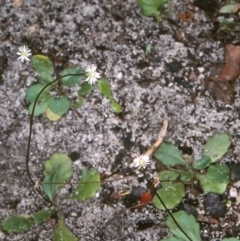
[132,155,150,169]
[85,64,101,85]
[17,45,32,63]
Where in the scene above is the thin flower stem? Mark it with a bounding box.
[144,118,168,157]
[26,73,85,204]
[146,175,193,241]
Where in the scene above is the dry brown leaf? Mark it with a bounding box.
[220,44,240,82]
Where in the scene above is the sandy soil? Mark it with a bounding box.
[1,0,240,240]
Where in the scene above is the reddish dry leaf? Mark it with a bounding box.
[220,44,240,82]
[205,77,234,104]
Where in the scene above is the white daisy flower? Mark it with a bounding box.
[85,64,101,85]
[131,155,150,169]
[17,45,32,63]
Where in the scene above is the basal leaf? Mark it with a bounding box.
[138,0,167,17]
[166,211,201,241]
[48,96,70,115]
[152,182,185,210]
[1,214,35,233]
[53,212,77,241]
[180,171,193,182]
[33,209,53,224]
[197,163,230,194]
[110,100,122,113]
[72,169,100,201]
[203,133,231,163]
[193,155,211,170]
[32,55,54,75]
[28,100,49,117]
[25,84,51,103]
[39,72,53,83]
[43,153,73,202]
[45,108,62,121]
[78,82,93,96]
[221,238,240,241]
[219,4,240,14]
[98,79,112,99]
[60,67,84,86]
[154,142,188,167]
[159,170,179,181]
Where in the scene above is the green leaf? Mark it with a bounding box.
[43,153,73,202]
[45,108,62,121]
[110,100,122,113]
[25,84,51,103]
[138,0,167,17]
[33,209,53,224]
[72,169,101,201]
[193,155,211,170]
[166,210,201,241]
[98,79,112,99]
[48,96,70,115]
[203,133,231,163]
[159,170,179,181]
[197,163,230,194]
[53,212,78,241]
[180,171,193,182]
[161,237,185,241]
[60,67,84,86]
[39,72,53,83]
[1,214,35,233]
[152,182,185,210]
[154,143,188,167]
[221,239,240,241]
[78,82,94,96]
[219,4,240,14]
[32,55,54,75]
[28,100,49,117]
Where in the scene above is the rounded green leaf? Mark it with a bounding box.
[39,72,53,83]
[28,100,49,117]
[197,163,230,194]
[2,214,35,233]
[154,142,188,167]
[48,96,70,115]
[32,55,54,75]
[166,210,201,241]
[110,100,122,113]
[60,67,84,86]
[72,169,101,201]
[33,209,53,224]
[54,213,78,241]
[25,84,51,103]
[193,155,211,170]
[219,4,240,14]
[152,182,185,210]
[180,171,193,182]
[138,0,167,16]
[159,170,179,181]
[43,153,73,202]
[203,133,231,163]
[98,79,112,99]
[78,82,93,96]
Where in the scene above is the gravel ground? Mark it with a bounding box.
[1,0,240,240]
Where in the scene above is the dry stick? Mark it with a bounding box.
[143,119,193,241]
[26,73,85,204]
